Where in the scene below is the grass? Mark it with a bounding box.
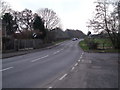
[79,38,120,53]
[94,38,113,49]
[79,40,89,51]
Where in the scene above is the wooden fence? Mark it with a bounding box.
[2,39,44,52]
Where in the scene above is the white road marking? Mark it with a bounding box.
[0,67,13,72]
[80,56,82,59]
[31,55,49,62]
[78,60,81,62]
[79,52,84,59]
[82,52,84,55]
[55,43,59,45]
[53,48,64,55]
[48,86,52,89]
[53,52,57,55]
[71,67,75,71]
[60,48,64,51]
[74,63,78,66]
[59,74,67,80]
[53,51,60,55]
[47,86,52,90]
[58,50,60,52]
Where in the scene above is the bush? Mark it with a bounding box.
[87,41,98,49]
[85,38,98,50]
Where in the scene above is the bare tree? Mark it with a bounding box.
[18,9,33,31]
[89,0,120,49]
[37,8,61,30]
[0,0,11,17]
[11,9,34,32]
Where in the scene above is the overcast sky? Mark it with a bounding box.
[5,0,97,34]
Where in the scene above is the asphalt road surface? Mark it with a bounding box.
[2,39,83,88]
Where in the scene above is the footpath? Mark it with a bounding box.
[51,52,119,88]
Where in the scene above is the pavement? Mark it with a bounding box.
[50,52,119,88]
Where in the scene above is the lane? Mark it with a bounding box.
[2,40,71,68]
[2,39,83,88]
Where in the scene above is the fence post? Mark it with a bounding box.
[14,39,19,51]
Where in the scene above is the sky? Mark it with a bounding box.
[4,0,97,34]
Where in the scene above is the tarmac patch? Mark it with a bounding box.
[81,59,92,64]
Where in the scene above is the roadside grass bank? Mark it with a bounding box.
[79,38,120,53]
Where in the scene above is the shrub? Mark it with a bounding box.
[85,38,98,50]
[87,41,98,49]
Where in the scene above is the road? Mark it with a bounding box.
[2,39,83,88]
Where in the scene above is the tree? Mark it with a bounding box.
[10,9,35,39]
[89,0,120,49]
[2,13,14,35]
[33,13,46,39]
[18,9,33,31]
[37,8,61,30]
[11,9,33,32]
[0,0,11,17]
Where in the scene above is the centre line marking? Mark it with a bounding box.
[53,52,58,55]
[53,52,57,55]
[53,51,60,55]
[0,67,13,72]
[59,74,67,80]
[60,48,64,51]
[31,55,49,62]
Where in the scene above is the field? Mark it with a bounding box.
[79,38,120,53]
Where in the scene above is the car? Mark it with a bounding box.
[72,38,78,41]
